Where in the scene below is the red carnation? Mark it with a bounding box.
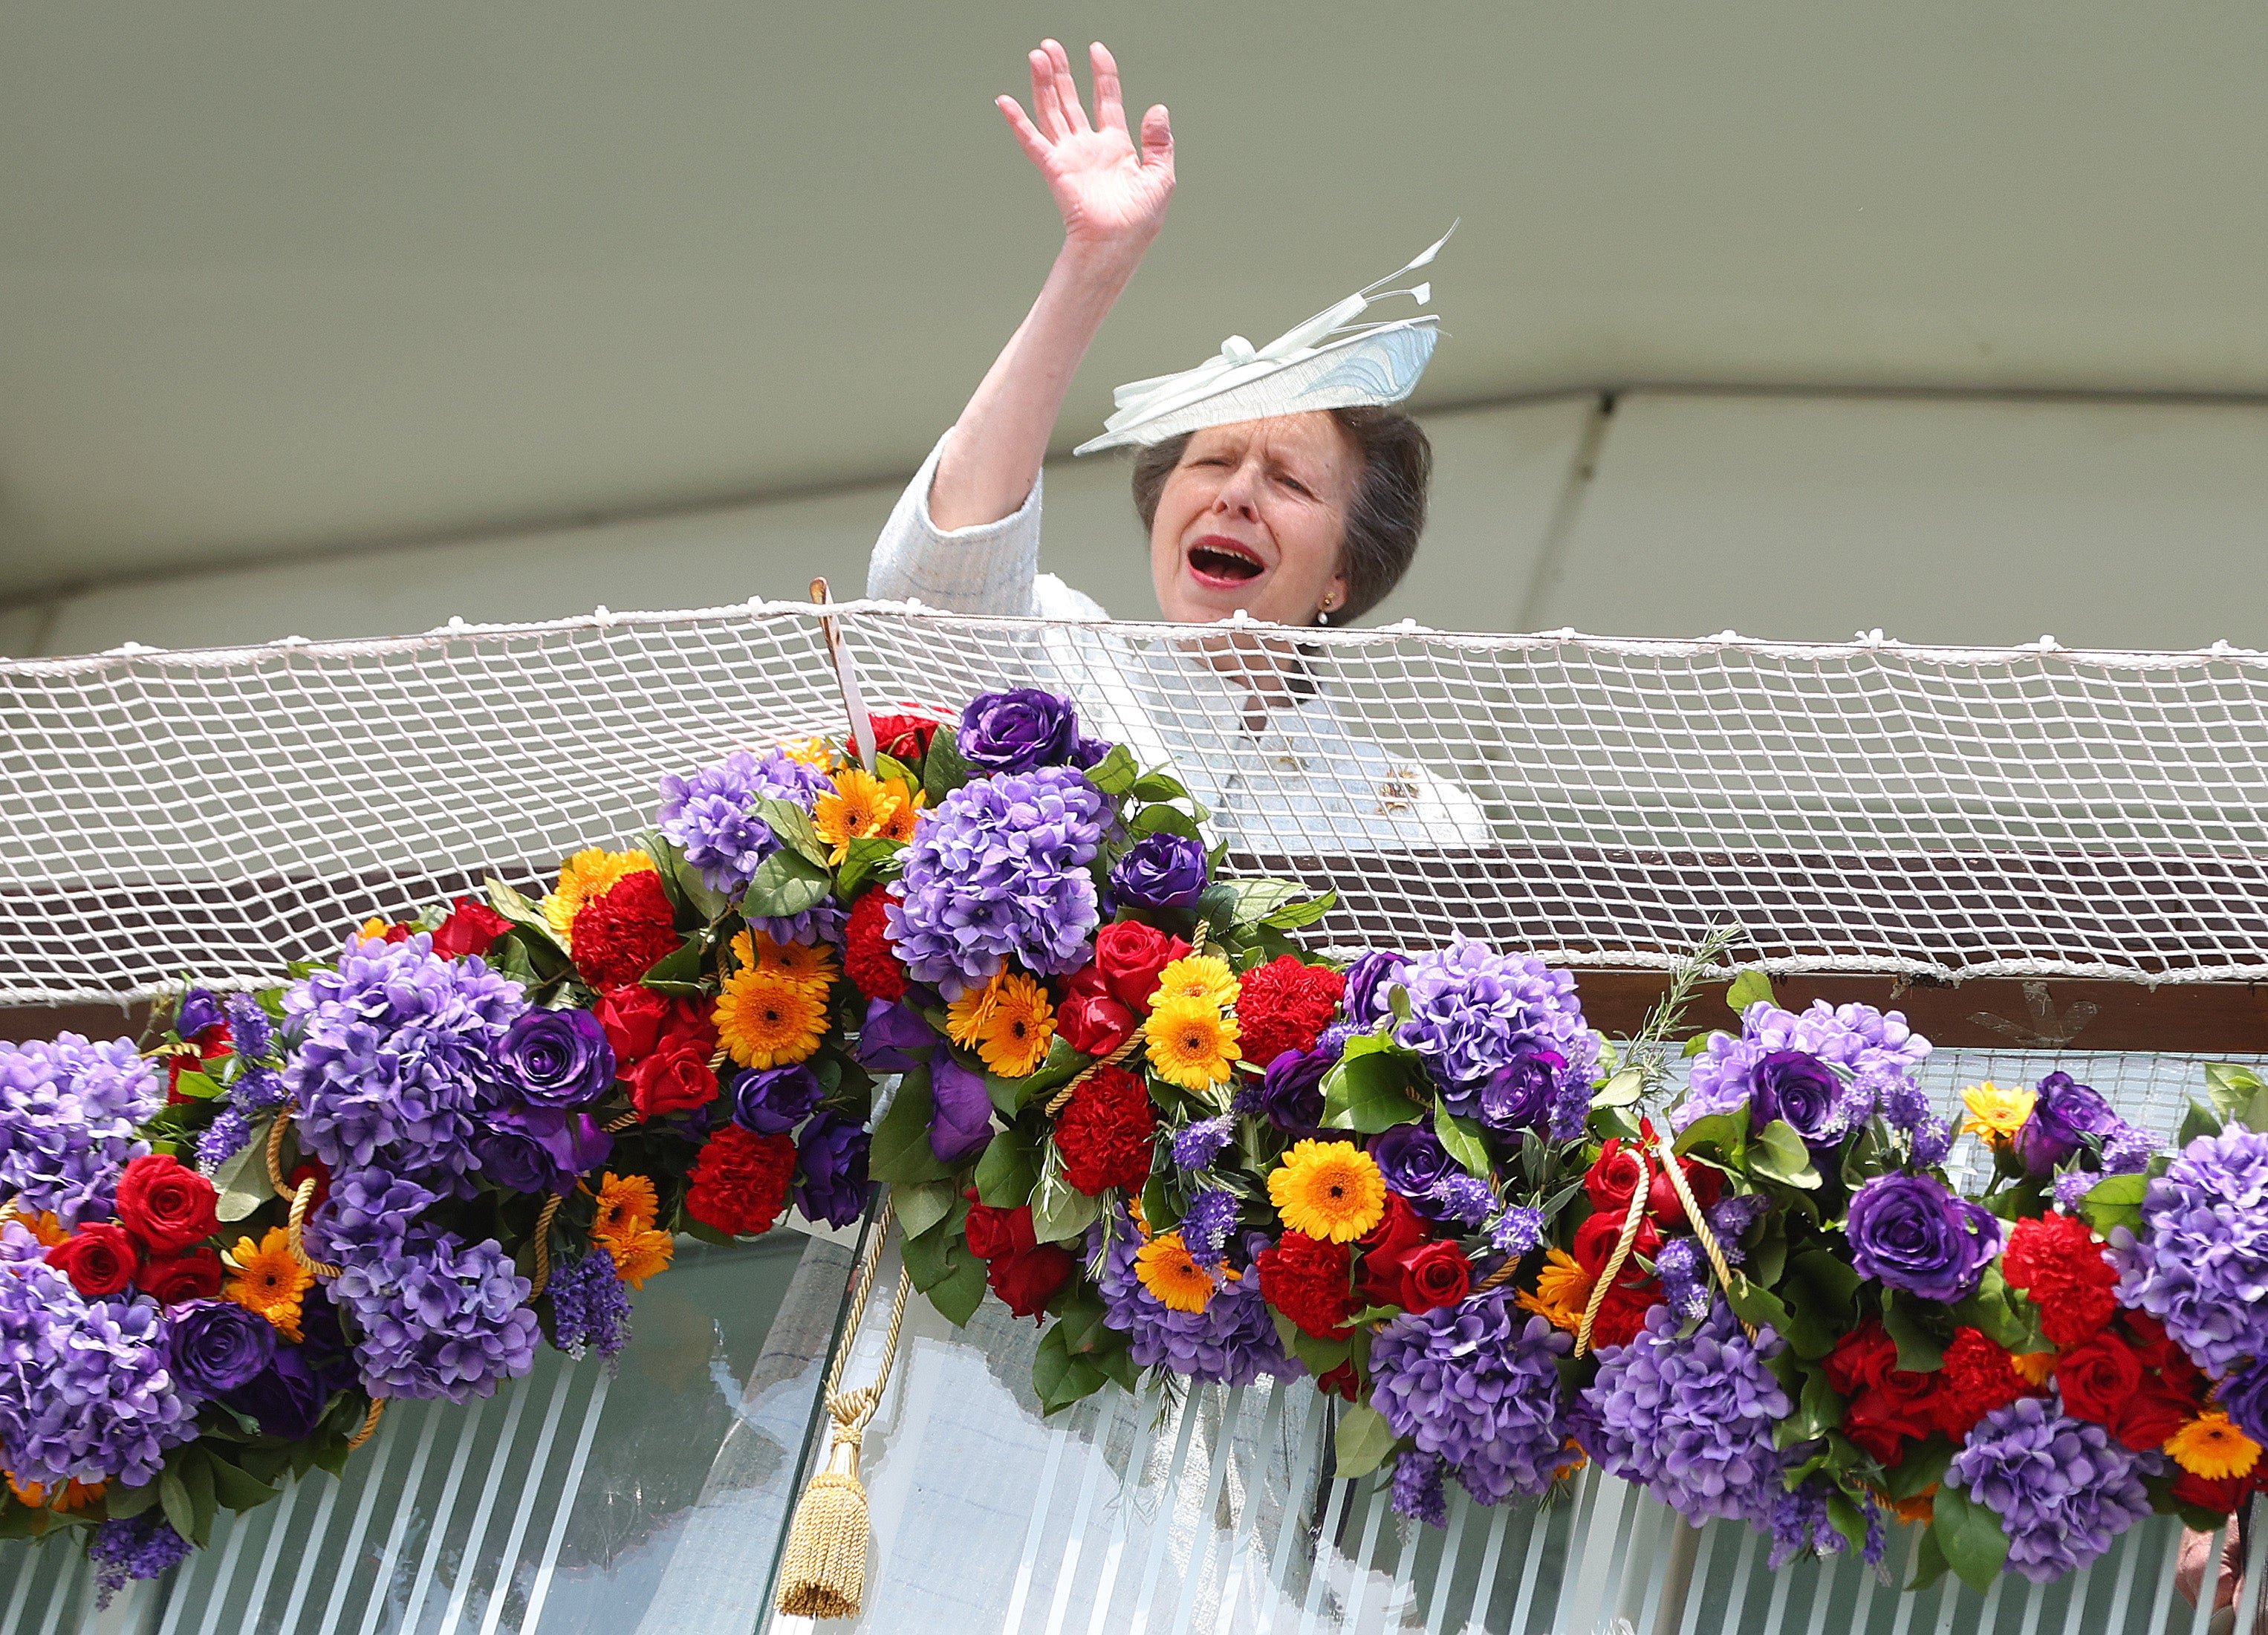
[46,1223,140,1298]
[1588,1278,1666,1349]
[1232,956,1346,1067]
[1930,1327,2029,1442]
[432,896,512,959]
[1092,922,1190,1014]
[285,1158,332,1215]
[868,712,943,766]
[114,1153,219,1254]
[630,1034,719,1119]
[571,870,681,989]
[685,1125,796,1237]
[1055,966,1137,1056]
[2004,1212,2119,1348]
[137,1246,224,1303]
[1258,1231,1355,1339]
[843,888,909,1003]
[1053,1064,1156,1195]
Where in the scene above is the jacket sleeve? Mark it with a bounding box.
[865,429,1044,616]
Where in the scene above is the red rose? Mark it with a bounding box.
[1316,1360,1359,1400]
[844,890,910,1003]
[962,1191,1039,1261]
[1587,1278,1665,1349]
[2055,1333,2145,1427]
[989,1243,1076,1318]
[1842,1384,1934,1466]
[432,896,513,959]
[868,712,943,766]
[1825,1320,1901,1397]
[1232,956,1347,1067]
[1258,1232,1354,1339]
[46,1223,140,1298]
[2113,1379,2196,1452]
[1053,1064,1156,1195]
[597,986,709,1065]
[1584,1139,1648,1215]
[1093,922,1190,1014]
[685,1125,796,1237]
[1573,1210,1662,1289]
[1055,966,1137,1056]
[137,1246,224,1303]
[629,1035,720,1119]
[2172,1469,2255,1515]
[1929,1327,2028,1442]
[285,1159,332,1215]
[1360,1192,1432,1261]
[571,870,681,989]
[114,1154,219,1254]
[1645,1159,1723,1229]
[1388,1241,1472,1314]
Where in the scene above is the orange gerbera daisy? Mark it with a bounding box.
[224,1227,314,1342]
[812,769,907,864]
[602,1226,676,1289]
[950,971,1055,1078]
[782,737,833,769]
[545,848,658,946]
[1135,1232,1217,1313]
[715,966,828,1067]
[873,788,926,845]
[2009,1350,2058,1387]
[2167,1412,2261,1482]
[4,1473,105,1512]
[1515,1247,1594,1334]
[730,927,839,992]
[1267,1140,1385,1242]
[591,1171,659,1241]
[4,1208,65,1248]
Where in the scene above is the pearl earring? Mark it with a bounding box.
[1316,609,1330,625]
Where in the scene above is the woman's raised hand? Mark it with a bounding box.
[998,41,1174,259]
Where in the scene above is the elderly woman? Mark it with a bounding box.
[868,40,1484,851]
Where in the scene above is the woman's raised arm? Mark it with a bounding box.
[926,41,1174,531]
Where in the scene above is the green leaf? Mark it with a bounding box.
[205,1454,279,1512]
[213,1122,276,1220]
[1723,1272,1793,1337]
[1290,1327,1352,1377]
[1932,1480,2010,1593]
[1749,1119,1821,1190]
[1032,1322,1108,1414]
[1781,1249,1862,1359]
[1322,1036,1423,1134]
[640,828,730,923]
[1333,1403,1397,1478]
[894,1177,962,1241]
[1128,803,1202,842]
[1128,772,1189,803]
[484,874,571,955]
[1258,891,1337,932]
[638,932,707,995]
[739,848,831,920]
[1050,1284,1114,1355]
[1681,1030,1718,1058]
[1885,1434,1955,1501]
[1084,744,1139,797]
[1591,1068,1644,1110]
[159,1468,195,1545]
[868,1066,954,1184]
[1794,1365,1845,1438]
[1007,1036,1090,1112]
[752,796,830,868]
[1031,1169,1100,1246]
[926,1247,990,1327]
[2076,1171,2150,1237]
[179,1446,217,1546]
[975,1129,1042,1209]
[1673,1111,1748,1167]
[900,1212,967,1292]
[1433,1106,1492,1179]
[106,1478,160,1519]
[1879,1290,1948,1373]
[1951,1264,2035,1351]
[171,1067,224,1101]
[836,835,904,900]
[922,725,975,802]
[1141,1170,1179,1234]
[1906,1523,1951,1592]
[1725,970,1775,1015]
[2179,1098,2226,1146]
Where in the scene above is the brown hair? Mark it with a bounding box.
[1129,407,1432,625]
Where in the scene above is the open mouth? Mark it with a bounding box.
[1186,538,1265,587]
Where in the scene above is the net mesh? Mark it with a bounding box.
[6,600,2268,1004]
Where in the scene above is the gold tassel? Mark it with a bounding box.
[776,1203,910,1622]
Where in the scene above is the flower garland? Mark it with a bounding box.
[3,683,2264,1605]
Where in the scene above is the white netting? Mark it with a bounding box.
[6,600,2268,1004]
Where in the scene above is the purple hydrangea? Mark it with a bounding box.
[546,1249,633,1361]
[2218,1354,2268,1446]
[0,1261,199,1487]
[1091,1207,1296,1385]
[2104,1125,2156,1174]
[0,1033,160,1225]
[1395,940,1599,1116]
[329,1226,539,1402]
[1575,1301,1789,1525]
[2109,1121,2268,1374]
[88,1515,192,1609]
[657,748,834,895]
[308,1168,441,1264]
[1674,1000,1929,1137]
[886,766,1112,997]
[197,1105,253,1170]
[1845,1173,2002,1304]
[1490,1205,1545,1256]
[224,993,276,1061]
[1178,1189,1238,1267]
[1171,1116,1235,1172]
[1370,1290,1572,1506]
[284,932,525,1193]
[1946,1393,2157,1582]
[2053,1171,2097,1212]
[1391,1450,1449,1526]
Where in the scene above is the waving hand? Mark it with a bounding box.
[998,41,1174,256]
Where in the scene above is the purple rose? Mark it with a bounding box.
[1845,1173,2003,1304]
[168,1298,277,1396]
[928,1057,996,1166]
[1463,1043,1564,1134]
[2015,1072,2117,1174]
[794,1112,872,1229]
[1749,1050,1845,1148]
[856,998,935,1073]
[1256,1047,1333,1131]
[222,1296,353,1440]
[1371,1124,1456,1209]
[2220,1355,2268,1448]
[958,688,1084,774]
[1342,951,1410,1030]
[501,1010,616,1108]
[476,1104,611,1195]
[175,987,225,1039]
[730,1064,825,1136]
[1110,833,1208,911]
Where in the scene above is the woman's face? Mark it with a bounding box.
[1148,412,1356,627]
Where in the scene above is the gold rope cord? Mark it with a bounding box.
[1573,1151,1652,1359]
[776,1199,912,1619]
[285,1176,342,1278]
[1646,1123,1759,1342]
[1042,918,1209,1116]
[345,1397,385,1450]
[264,1109,293,1196]
[526,1193,564,1298]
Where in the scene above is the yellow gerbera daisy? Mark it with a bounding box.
[873,787,926,845]
[1150,954,1240,1011]
[715,966,828,1067]
[730,927,839,992]
[812,769,906,864]
[602,1226,676,1289]
[224,1227,314,1342]
[1960,1082,2037,1147]
[964,972,1056,1078]
[4,1208,65,1249]
[1134,1232,1217,1313]
[2009,1350,2058,1387]
[1267,1139,1386,1242]
[544,847,658,946]
[1515,1247,1595,1334]
[1144,998,1241,1092]
[946,969,1009,1047]
[782,737,834,768]
[2166,1411,2261,1481]
[591,1171,659,1241]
